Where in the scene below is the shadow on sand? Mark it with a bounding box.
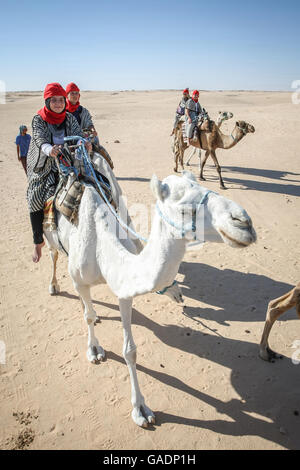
[59,265,300,448]
[221,166,300,197]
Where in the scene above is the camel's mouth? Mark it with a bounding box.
[219,229,251,248]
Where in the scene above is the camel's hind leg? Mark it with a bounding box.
[186,147,199,166]
[74,283,105,363]
[119,298,155,428]
[49,248,60,295]
[259,283,300,362]
[173,135,180,173]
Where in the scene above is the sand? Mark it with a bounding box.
[0,90,299,450]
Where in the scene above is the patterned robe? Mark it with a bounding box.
[78,106,94,130]
[27,112,83,212]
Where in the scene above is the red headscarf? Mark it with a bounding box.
[192,90,199,102]
[183,88,189,94]
[66,82,80,113]
[37,83,67,125]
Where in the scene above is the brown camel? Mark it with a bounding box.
[173,120,255,189]
[259,282,300,362]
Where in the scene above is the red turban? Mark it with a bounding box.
[192,90,199,102]
[37,82,67,125]
[44,82,67,100]
[66,82,80,113]
[183,88,189,94]
[66,82,80,94]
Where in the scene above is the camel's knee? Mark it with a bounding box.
[266,304,284,324]
[123,345,137,365]
[84,309,97,325]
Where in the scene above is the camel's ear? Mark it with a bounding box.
[150,175,169,201]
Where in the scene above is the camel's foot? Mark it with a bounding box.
[87,341,105,364]
[186,162,190,166]
[220,184,227,190]
[132,404,155,428]
[174,167,178,173]
[49,283,60,296]
[199,175,206,181]
[259,346,283,363]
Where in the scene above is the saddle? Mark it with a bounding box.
[53,145,114,226]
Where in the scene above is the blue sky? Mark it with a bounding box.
[1,0,299,91]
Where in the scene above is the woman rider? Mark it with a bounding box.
[66,82,114,170]
[27,82,91,263]
[170,88,190,136]
[65,82,95,131]
[185,90,202,146]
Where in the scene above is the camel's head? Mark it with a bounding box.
[151,172,256,248]
[217,111,234,124]
[235,120,255,136]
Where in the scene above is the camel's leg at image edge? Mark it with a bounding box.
[259,287,298,361]
[119,297,155,427]
[49,248,60,295]
[75,283,105,363]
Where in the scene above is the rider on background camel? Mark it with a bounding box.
[170,88,190,136]
[185,90,202,146]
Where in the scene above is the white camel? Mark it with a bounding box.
[185,110,234,168]
[45,167,256,428]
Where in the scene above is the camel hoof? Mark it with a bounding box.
[186,162,190,166]
[87,345,105,363]
[259,347,283,362]
[132,405,155,428]
[49,284,60,295]
[199,176,206,181]
[220,185,227,190]
[174,168,178,173]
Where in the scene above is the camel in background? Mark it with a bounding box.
[173,119,255,189]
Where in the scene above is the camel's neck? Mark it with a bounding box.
[95,203,186,299]
[218,126,244,149]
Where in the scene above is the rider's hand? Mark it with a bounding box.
[50,145,61,158]
[85,141,92,153]
[188,118,192,124]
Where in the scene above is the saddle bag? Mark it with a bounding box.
[54,172,85,225]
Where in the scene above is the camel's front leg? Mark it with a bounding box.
[199,150,210,181]
[210,150,226,189]
[198,148,202,173]
[119,298,155,427]
[74,283,105,363]
[49,248,60,295]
